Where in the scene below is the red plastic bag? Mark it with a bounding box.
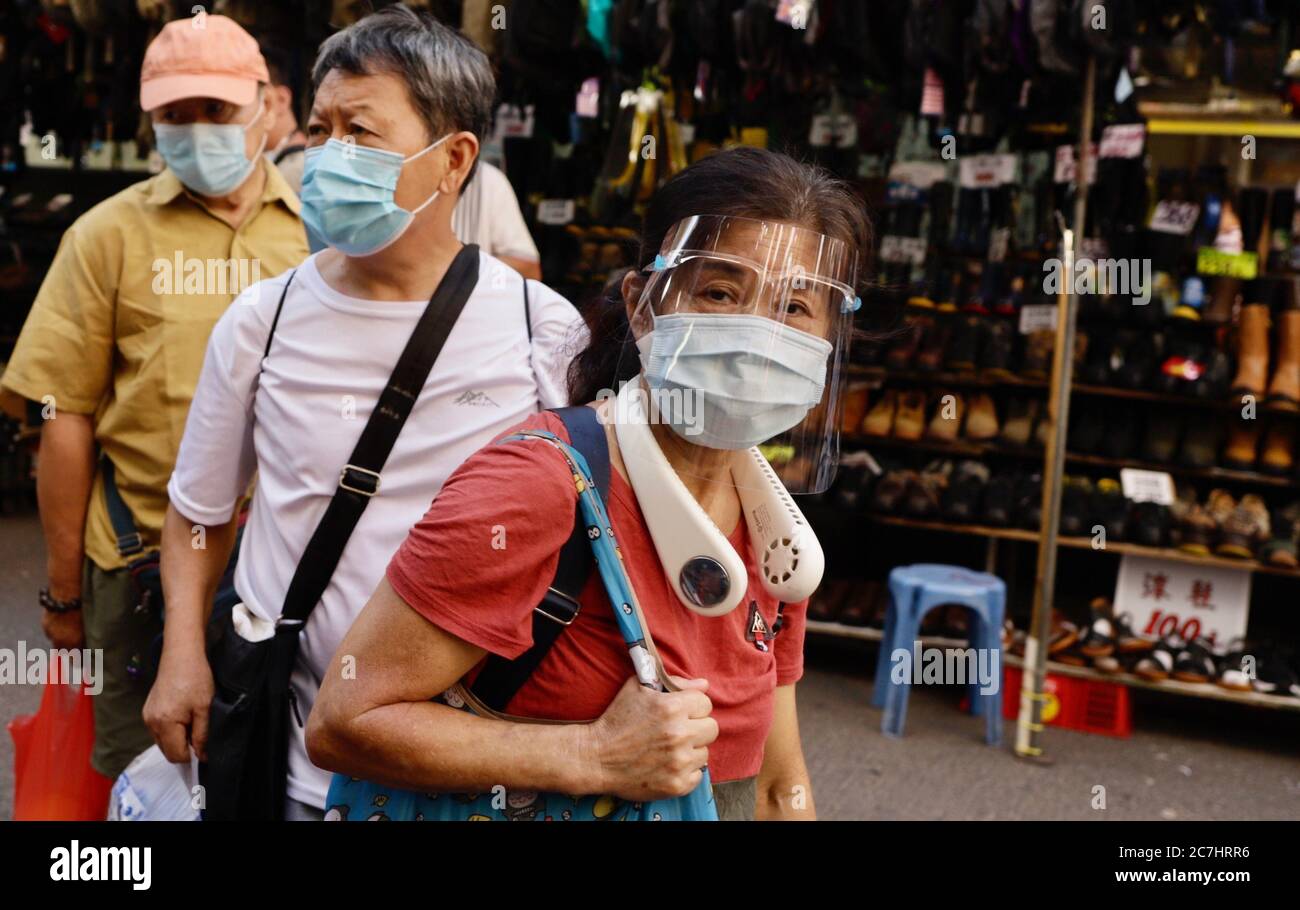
[9,682,113,820]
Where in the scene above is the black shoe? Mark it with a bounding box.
[945,315,983,372]
[1059,477,1093,536]
[1015,472,1044,530]
[1171,637,1219,684]
[1091,478,1131,542]
[904,460,953,518]
[1115,330,1163,389]
[1100,409,1139,460]
[832,463,875,511]
[979,319,1015,376]
[871,470,916,514]
[982,473,1017,526]
[1130,500,1172,547]
[942,459,991,522]
[1194,347,1231,399]
[1141,413,1182,463]
[1069,410,1106,454]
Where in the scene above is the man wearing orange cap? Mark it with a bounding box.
[0,13,307,782]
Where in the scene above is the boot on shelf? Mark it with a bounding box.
[1230,298,1271,400]
[1265,304,1300,410]
[1222,420,1261,470]
[1260,422,1296,476]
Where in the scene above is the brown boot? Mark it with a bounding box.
[1230,302,1271,398]
[841,383,871,434]
[1204,277,1240,325]
[965,392,1000,440]
[1260,422,1296,475]
[893,390,927,440]
[862,389,898,437]
[1222,420,1261,469]
[1217,494,1271,559]
[926,392,965,441]
[1265,307,1300,409]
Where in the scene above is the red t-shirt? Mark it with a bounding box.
[386,411,807,782]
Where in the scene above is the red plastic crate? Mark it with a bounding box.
[1002,665,1131,738]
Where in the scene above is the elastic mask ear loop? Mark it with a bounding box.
[403,132,453,216]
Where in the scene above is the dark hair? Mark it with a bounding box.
[566,146,874,405]
[312,4,495,183]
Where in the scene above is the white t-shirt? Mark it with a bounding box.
[451,161,540,263]
[167,250,585,808]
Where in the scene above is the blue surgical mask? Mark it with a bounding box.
[154,107,265,197]
[300,134,451,257]
[636,312,833,450]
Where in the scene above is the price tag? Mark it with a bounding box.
[1099,123,1145,159]
[958,153,1017,188]
[536,199,575,226]
[1018,304,1058,334]
[878,236,926,266]
[809,113,857,149]
[1149,200,1200,236]
[495,104,535,139]
[1053,143,1097,184]
[1113,555,1251,648]
[1196,247,1258,279]
[1119,469,1175,506]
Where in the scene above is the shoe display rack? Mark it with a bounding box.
[806,33,1300,728]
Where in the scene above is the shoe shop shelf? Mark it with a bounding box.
[847,365,1048,391]
[1072,383,1300,418]
[867,514,1300,580]
[846,435,1295,491]
[1064,451,1298,491]
[1003,654,1300,713]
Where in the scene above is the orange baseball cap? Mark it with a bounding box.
[140,14,269,112]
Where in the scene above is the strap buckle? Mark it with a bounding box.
[116,531,144,556]
[339,465,381,497]
[534,588,579,626]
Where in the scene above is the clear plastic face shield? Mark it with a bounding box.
[619,214,860,495]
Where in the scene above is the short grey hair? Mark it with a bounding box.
[312,4,495,184]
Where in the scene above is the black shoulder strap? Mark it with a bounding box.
[102,457,144,558]
[470,404,610,712]
[263,269,296,360]
[277,244,481,630]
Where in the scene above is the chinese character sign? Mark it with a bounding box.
[1114,556,1251,648]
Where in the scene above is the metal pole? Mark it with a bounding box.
[1014,54,1096,760]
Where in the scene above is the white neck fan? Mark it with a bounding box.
[613,379,825,617]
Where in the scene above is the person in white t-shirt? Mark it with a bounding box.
[452,160,542,280]
[142,6,584,820]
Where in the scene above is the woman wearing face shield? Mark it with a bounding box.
[308,147,872,821]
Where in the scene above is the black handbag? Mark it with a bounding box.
[200,245,483,820]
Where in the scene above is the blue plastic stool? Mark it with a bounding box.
[870,564,1005,745]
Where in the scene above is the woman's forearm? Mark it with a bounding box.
[306,697,596,797]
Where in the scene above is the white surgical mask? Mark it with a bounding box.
[636,312,832,450]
